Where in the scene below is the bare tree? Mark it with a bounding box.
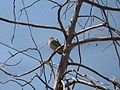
[0,0,120,90]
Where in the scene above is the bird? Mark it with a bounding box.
[48,36,63,55]
[48,36,73,62]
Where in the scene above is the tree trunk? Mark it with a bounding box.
[54,0,84,90]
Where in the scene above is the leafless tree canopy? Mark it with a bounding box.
[0,0,120,90]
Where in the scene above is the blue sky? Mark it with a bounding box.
[0,0,120,90]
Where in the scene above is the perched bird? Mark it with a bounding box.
[48,37,63,55]
[48,36,73,62]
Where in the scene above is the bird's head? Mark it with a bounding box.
[48,36,55,45]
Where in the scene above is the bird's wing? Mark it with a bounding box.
[52,40,61,47]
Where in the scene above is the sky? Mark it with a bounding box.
[0,0,120,90]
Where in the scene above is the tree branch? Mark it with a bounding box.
[72,36,120,47]
[75,22,106,36]
[68,63,120,89]
[57,0,69,39]
[68,0,84,37]
[84,0,120,11]
[66,78,109,90]
[0,17,61,31]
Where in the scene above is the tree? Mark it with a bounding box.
[0,0,120,90]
